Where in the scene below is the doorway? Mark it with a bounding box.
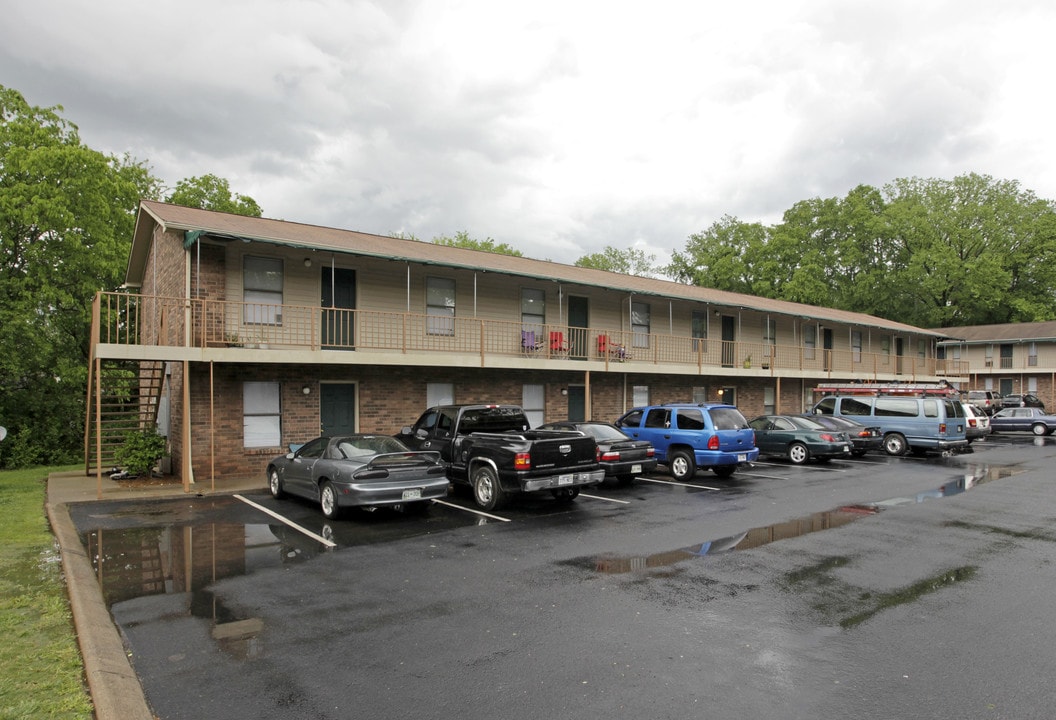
[567,385,586,421]
[721,315,736,367]
[320,383,356,435]
[322,267,356,349]
[568,296,589,360]
[823,328,833,371]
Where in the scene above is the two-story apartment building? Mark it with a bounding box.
[84,200,965,491]
[937,322,1056,408]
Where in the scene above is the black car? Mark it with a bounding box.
[802,414,882,456]
[538,421,656,485]
[1000,394,1045,410]
[748,414,852,465]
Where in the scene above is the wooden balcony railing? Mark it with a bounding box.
[93,292,969,379]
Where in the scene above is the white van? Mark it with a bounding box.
[811,394,968,456]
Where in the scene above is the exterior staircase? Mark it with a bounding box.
[84,359,166,474]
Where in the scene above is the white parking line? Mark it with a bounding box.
[234,494,337,548]
[579,493,631,504]
[640,477,722,491]
[432,499,511,522]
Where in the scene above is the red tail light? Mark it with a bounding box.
[819,433,837,442]
[968,418,977,428]
[514,452,531,470]
[707,435,720,450]
[857,430,870,438]
[939,423,947,433]
[646,448,655,458]
[601,451,621,462]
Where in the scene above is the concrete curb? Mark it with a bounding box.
[47,501,154,720]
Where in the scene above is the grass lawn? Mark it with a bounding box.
[0,466,94,718]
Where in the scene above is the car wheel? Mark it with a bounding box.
[883,433,908,456]
[472,465,506,511]
[712,465,736,478]
[550,487,580,502]
[1032,423,1049,436]
[616,474,635,486]
[320,481,342,520]
[788,442,810,465]
[268,468,285,499]
[669,450,696,481]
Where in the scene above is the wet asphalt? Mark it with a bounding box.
[69,435,1056,720]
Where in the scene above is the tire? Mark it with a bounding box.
[787,442,810,465]
[471,465,506,512]
[1032,423,1049,436]
[883,433,908,456]
[550,487,580,502]
[669,450,696,481]
[712,465,736,478]
[320,481,342,519]
[268,468,285,498]
[616,474,635,487]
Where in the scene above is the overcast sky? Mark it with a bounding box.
[3,0,1055,265]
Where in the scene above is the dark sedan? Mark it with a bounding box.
[1000,394,1045,410]
[802,414,882,456]
[749,415,852,464]
[989,407,1056,436]
[266,435,449,518]
[538,421,656,485]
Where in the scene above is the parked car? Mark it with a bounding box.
[961,402,992,442]
[802,414,883,456]
[966,390,1002,415]
[989,407,1056,436]
[811,394,967,456]
[615,403,758,480]
[266,435,450,519]
[748,415,852,464]
[1000,394,1045,410]
[537,421,657,485]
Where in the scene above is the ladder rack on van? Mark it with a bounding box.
[813,382,959,398]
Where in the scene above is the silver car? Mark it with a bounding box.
[266,435,449,518]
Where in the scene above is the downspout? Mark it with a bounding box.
[406,264,411,312]
[183,245,193,490]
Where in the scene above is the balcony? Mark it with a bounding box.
[91,292,968,380]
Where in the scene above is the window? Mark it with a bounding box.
[426,277,455,336]
[631,301,650,348]
[881,336,891,356]
[644,408,671,428]
[763,318,776,346]
[692,386,708,404]
[985,344,994,367]
[675,409,705,430]
[521,288,545,329]
[841,397,873,416]
[803,324,816,360]
[1029,342,1038,367]
[632,385,650,406]
[243,256,283,325]
[243,382,280,447]
[764,386,776,414]
[851,331,862,363]
[917,339,926,362]
[427,383,453,407]
[692,311,707,352]
[522,384,545,428]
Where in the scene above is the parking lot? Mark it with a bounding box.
[70,434,1056,719]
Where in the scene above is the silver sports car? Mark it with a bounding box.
[266,435,449,518]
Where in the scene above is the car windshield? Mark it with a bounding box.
[335,436,409,458]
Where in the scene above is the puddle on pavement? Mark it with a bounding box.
[581,461,1021,574]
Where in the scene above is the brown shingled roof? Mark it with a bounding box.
[129,199,946,337]
[935,321,1056,343]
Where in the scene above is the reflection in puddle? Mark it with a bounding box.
[586,462,1019,574]
[85,522,325,657]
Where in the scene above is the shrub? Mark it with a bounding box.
[113,430,167,476]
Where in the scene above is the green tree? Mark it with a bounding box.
[0,85,158,467]
[433,231,523,256]
[575,246,658,276]
[666,215,771,295]
[165,173,262,216]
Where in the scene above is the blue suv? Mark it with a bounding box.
[615,403,758,480]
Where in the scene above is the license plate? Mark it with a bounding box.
[737,454,747,462]
[402,488,422,500]
[557,474,573,486]
[631,464,642,474]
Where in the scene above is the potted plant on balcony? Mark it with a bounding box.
[743,354,752,369]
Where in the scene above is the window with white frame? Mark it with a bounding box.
[851,331,862,363]
[632,385,650,406]
[1029,342,1038,367]
[427,383,454,406]
[692,386,708,403]
[426,277,455,336]
[243,256,283,325]
[692,311,707,352]
[1028,377,1038,393]
[631,302,650,348]
[918,339,926,362]
[243,381,280,447]
[763,386,776,414]
[522,384,545,428]
[521,288,545,328]
[881,335,891,358]
[803,324,816,360]
[985,344,994,367]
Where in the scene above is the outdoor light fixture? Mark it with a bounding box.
[561,388,568,396]
[304,258,312,267]
[302,385,311,395]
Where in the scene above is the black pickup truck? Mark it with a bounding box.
[397,404,604,511]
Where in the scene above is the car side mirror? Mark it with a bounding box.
[415,428,429,440]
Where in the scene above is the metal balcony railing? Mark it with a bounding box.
[93,292,969,379]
